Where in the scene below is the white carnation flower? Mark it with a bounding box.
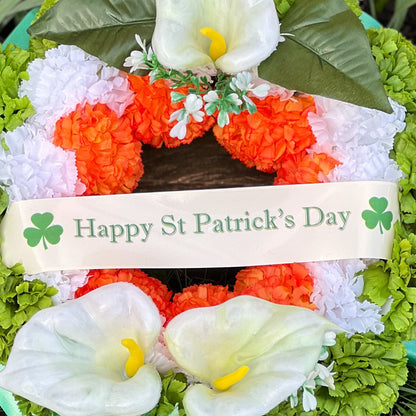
[307,259,384,335]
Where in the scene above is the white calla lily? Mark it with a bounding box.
[165,296,342,416]
[152,0,280,74]
[0,283,163,416]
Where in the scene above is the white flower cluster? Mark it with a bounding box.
[170,71,270,139]
[0,125,81,202]
[308,96,406,182]
[289,331,337,412]
[19,45,134,138]
[307,260,385,334]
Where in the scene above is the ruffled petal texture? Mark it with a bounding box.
[0,283,162,416]
[165,296,340,416]
[152,0,280,73]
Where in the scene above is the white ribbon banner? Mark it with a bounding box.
[0,182,399,274]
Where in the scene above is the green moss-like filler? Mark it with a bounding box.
[0,44,35,132]
[368,28,416,113]
[14,395,55,416]
[274,0,361,19]
[315,333,408,416]
[0,263,57,365]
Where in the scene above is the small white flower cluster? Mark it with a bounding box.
[169,71,270,139]
[289,331,337,412]
[124,34,160,83]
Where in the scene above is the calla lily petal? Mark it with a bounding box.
[0,283,162,416]
[165,296,341,416]
[152,0,280,73]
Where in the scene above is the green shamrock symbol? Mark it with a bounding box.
[23,213,63,250]
[361,197,393,235]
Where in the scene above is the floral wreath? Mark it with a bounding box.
[0,0,416,416]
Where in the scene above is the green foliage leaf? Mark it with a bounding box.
[147,371,186,416]
[316,333,408,416]
[259,0,392,113]
[28,0,156,70]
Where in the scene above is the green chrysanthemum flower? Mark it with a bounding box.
[0,45,35,132]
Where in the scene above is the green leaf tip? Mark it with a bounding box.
[28,0,156,70]
[259,0,392,113]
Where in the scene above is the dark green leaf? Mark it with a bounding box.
[259,0,392,113]
[28,0,156,70]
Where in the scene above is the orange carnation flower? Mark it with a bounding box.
[168,283,235,321]
[125,75,215,148]
[75,269,172,318]
[274,151,339,185]
[213,95,317,173]
[54,102,143,195]
[234,264,315,310]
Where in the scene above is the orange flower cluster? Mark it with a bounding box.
[168,283,235,321]
[75,269,172,318]
[125,75,215,148]
[234,264,316,310]
[213,95,317,173]
[274,151,339,185]
[54,103,143,195]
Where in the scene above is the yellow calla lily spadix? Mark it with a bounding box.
[213,365,249,391]
[122,338,145,378]
[200,27,227,61]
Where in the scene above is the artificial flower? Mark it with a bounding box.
[0,283,163,416]
[214,94,317,173]
[0,124,83,203]
[170,94,205,139]
[233,264,316,310]
[54,102,144,195]
[124,34,152,73]
[274,151,339,185]
[19,45,134,138]
[307,260,385,334]
[151,0,280,74]
[75,269,172,318]
[165,296,341,416]
[125,75,215,148]
[308,96,406,182]
[0,44,34,132]
[168,284,235,321]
